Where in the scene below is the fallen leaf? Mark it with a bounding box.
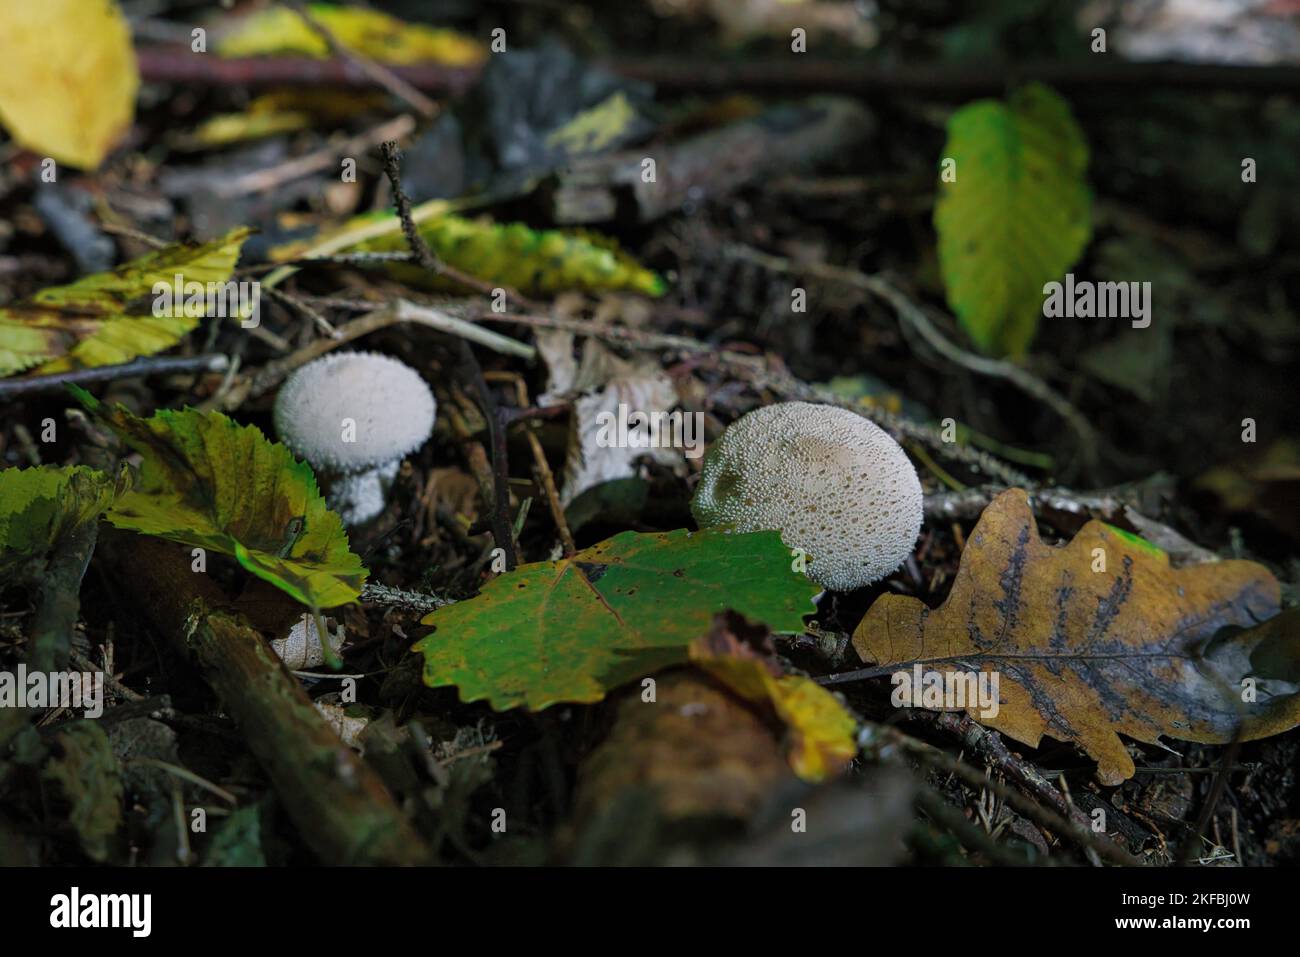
[690,611,857,782]
[215,3,485,66]
[0,0,138,169]
[556,338,684,506]
[415,529,817,710]
[934,83,1091,357]
[72,387,367,611]
[356,215,668,297]
[572,668,794,826]
[0,228,252,377]
[0,466,120,580]
[852,489,1295,785]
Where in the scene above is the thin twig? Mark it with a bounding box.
[0,354,229,398]
[128,757,238,805]
[262,286,340,339]
[215,113,416,198]
[284,1,438,119]
[377,141,536,303]
[725,243,1099,477]
[490,372,576,556]
[209,302,532,412]
[459,341,517,571]
[863,718,1139,866]
[1178,730,1243,865]
[470,304,1034,486]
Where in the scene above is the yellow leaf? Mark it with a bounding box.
[0,228,252,377]
[690,613,857,783]
[216,4,485,67]
[0,0,138,169]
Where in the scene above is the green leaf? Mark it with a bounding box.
[414,529,818,711]
[933,83,1091,357]
[0,465,120,579]
[353,214,666,297]
[0,227,252,377]
[71,386,366,610]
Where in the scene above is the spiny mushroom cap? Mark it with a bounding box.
[690,401,922,591]
[273,352,436,474]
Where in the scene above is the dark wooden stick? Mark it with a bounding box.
[548,97,874,224]
[0,354,228,398]
[0,520,100,749]
[134,47,1300,98]
[99,532,433,865]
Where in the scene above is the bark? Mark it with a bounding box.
[547,97,875,224]
[98,531,433,865]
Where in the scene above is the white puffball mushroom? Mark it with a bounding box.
[690,401,923,591]
[274,352,436,526]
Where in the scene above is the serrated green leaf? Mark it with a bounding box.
[934,83,1091,357]
[414,529,818,711]
[0,465,120,579]
[350,214,666,297]
[0,228,252,377]
[71,387,366,610]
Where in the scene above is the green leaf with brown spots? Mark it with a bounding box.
[0,227,251,377]
[852,489,1297,785]
[414,529,817,711]
[70,386,366,611]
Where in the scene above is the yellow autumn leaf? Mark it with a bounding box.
[0,0,139,170]
[216,4,485,67]
[0,228,252,377]
[690,613,858,783]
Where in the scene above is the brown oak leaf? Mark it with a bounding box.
[852,489,1299,784]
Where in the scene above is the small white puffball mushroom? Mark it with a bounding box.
[690,401,923,591]
[274,352,436,526]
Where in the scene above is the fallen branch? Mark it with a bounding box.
[99,532,433,865]
[214,113,416,198]
[0,354,229,399]
[549,97,874,224]
[134,48,1300,98]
